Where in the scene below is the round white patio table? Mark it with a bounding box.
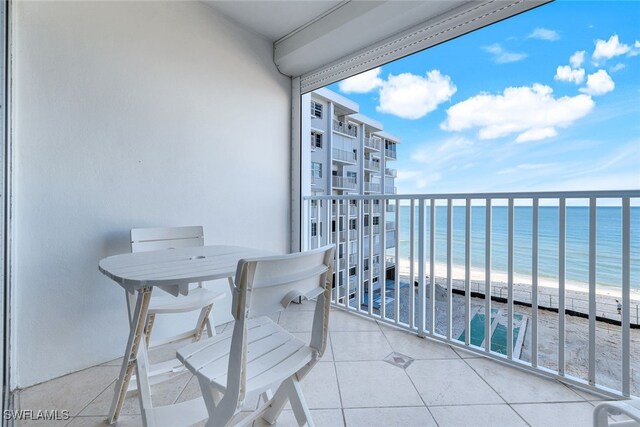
[99,245,272,426]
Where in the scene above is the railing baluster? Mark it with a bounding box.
[589,197,597,385]
[447,199,453,339]
[381,197,387,320]
[532,198,539,367]
[345,199,351,309]
[559,198,566,376]
[368,200,374,316]
[485,199,492,352]
[507,198,514,360]
[395,198,401,324]
[418,199,426,337]
[410,199,416,330]
[465,199,471,346]
[622,197,631,396]
[430,199,436,335]
[356,199,363,314]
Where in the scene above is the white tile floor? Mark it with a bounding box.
[15,301,611,427]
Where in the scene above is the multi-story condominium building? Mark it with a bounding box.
[303,87,399,306]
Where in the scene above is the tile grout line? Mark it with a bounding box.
[377,320,441,427]
[65,375,117,427]
[327,319,348,427]
[460,357,532,426]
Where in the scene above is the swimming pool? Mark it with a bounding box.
[458,308,528,358]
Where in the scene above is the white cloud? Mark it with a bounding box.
[376,70,456,120]
[483,43,527,63]
[555,65,585,84]
[338,68,383,94]
[570,50,586,68]
[592,35,631,63]
[610,63,626,73]
[636,41,640,48]
[580,70,615,96]
[441,84,595,142]
[528,28,560,41]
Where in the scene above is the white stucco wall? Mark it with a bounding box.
[11,1,291,388]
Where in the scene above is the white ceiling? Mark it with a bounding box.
[202,0,345,42]
[203,1,551,82]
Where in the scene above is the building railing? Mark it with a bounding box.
[332,176,357,189]
[332,148,356,164]
[304,190,640,399]
[333,120,358,137]
[385,148,397,159]
[365,182,381,193]
[385,168,397,177]
[364,137,381,151]
[364,159,381,171]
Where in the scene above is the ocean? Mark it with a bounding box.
[396,206,640,289]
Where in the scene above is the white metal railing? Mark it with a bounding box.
[364,159,381,171]
[385,148,397,159]
[332,176,357,189]
[333,120,358,137]
[385,168,397,177]
[364,137,381,151]
[304,190,640,399]
[365,182,381,193]
[332,148,356,164]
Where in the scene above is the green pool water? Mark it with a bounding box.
[458,308,527,357]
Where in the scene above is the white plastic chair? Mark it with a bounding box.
[594,399,640,426]
[131,226,226,347]
[177,245,335,427]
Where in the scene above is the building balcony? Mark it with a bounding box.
[364,136,382,151]
[333,120,358,138]
[385,185,397,194]
[332,148,357,164]
[332,176,357,190]
[385,167,397,177]
[16,299,601,427]
[385,148,397,159]
[364,182,381,193]
[364,159,381,172]
[304,190,640,408]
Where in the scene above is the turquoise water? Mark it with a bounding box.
[396,206,640,288]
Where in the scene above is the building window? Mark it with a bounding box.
[311,162,322,178]
[349,266,356,276]
[349,219,357,230]
[373,216,380,226]
[364,258,370,270]
[311,222,317,237]
[311,101,323,119]
[311,131,323,149]
[346,171,357,183]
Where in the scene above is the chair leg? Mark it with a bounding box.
[261,381,291,424]
[593,403,611,427]
[194,304,214,342]
[144,313,156,347]
[287,378,314,427]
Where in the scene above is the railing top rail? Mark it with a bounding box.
[304,190,640,201]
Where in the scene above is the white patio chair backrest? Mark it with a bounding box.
[223,245,335,407]
[232,245,334,319]
[131,226,204,253]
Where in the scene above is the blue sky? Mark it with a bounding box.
[328,1,640,195]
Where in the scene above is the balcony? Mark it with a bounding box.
[364,136,381,151]
[332,176,357,190]
[385,185,397,194]
[385,167,397,177]
[385,148,397,159]
[333,120,358,138]
[332,148,357,164]
[364,182,381,193]
[305,190,640,403]
[364,159,381,172]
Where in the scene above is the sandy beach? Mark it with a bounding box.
[395,257,640,323]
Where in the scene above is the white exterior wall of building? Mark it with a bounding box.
[10,1,290,388]
[306,89,398,301]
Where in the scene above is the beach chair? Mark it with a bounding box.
[594,399,640,426]
[177,245,335,427]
